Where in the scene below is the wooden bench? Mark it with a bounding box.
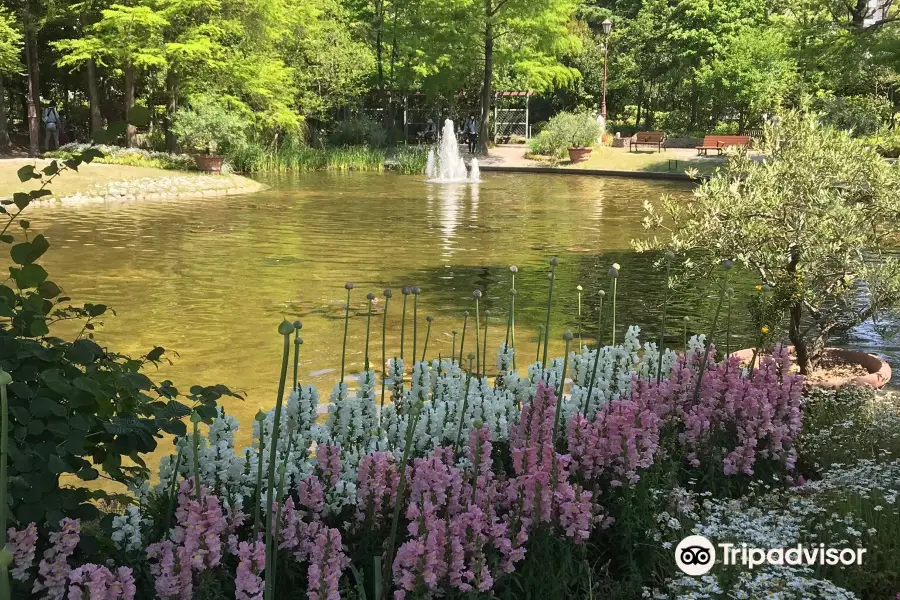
[696,135,750,156]
[629,131,666,152]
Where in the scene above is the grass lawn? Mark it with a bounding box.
[567,146,725,175]
[0,158,195,199]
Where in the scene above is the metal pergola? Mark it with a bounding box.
[493,91,532,142]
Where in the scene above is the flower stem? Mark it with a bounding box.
[453,355,476,455]
[292,323,302,392]
[341,287,352,385]
[380,292,391,409]
[264,323,293,600]
[542,260,558,370]
[0,370,11,600]
[691,268,731,403]
[191,413,202,503]
[383,401,422,597]
[451,330,457,364]
[553,333,573,438]
[252,410,265,537]
[474,297,482,377]
[165,443,184,529]
[576,286,583,350]
[365,296,374,371]
[481,313,488,378]
[610,277,618,347]
[421,317,433,362]
[459,312,469,367]
[412,293,419,365]
[536,325,544,363]
[657,258,672,385]
[583,295,604,416]
[400,290,409,360]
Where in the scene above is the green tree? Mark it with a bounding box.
[54,2,168,147]
[0,5,22,148]
[636,110,900,373]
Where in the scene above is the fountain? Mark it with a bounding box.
[425,119,481,183]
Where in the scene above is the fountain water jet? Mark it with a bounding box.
[425,119,481,183]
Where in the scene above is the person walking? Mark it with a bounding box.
[42,102,62,151]
[466,115,478,154]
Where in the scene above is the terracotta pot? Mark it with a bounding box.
[731,346,891,390]
[193,154,225,174]
[568,147,593,163]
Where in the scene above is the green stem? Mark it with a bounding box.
[365,297,374,371]
[380,294,390,409]
[583,296,604,416]
[657,261,671,385]
[553,334,572,438]
[691,271,730,404]
[421,318,432,362]
[459,312,468,367]
[451,331,457,364]
[341,288,351,384]
[0,376,9,551]
[383,403,422,598]
[725,291,732,360]
[542,262,558,370]
[292,324,302,391]
[474,298,481,377]
[252,413,265,537]
[611,278,618,347]
[191,415,201,503]
[412,294,419,365]
[264,327,292,600]
[536,325,544,364]
[453,356,475,455]
[577,287,583,350]
[400,293,409,361]
[481,314,488,378]
[165,444,184,530]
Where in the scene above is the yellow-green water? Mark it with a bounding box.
[28,170,896,469]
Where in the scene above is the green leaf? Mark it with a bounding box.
[69,414,89,431]
[86,303,107,317]
[12,193,30,210]
[127,105,151,127]
[13,264,48,288]
[63,159,81,171]
[48,455,68,474]
[40,369,72,395]
[29,319,49,337]
[81,148,104,163]
[37,280,61,299]
[42,161,59,176]
[46,420,69,436]
[11,235,49,265]
[16,165,35,183]
[30,189,52,199]
[9,406,31,424]
[27,420,45,435]
[73,377,104,398]
[31,396,59,418]
[76,467,99,481]
[0,235,13,244]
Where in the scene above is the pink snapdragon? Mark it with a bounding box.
[356,451,400,525]
[8,522,37,581]
[65,563,136,600]
[171,480,227,570]
[146,541,192,600]
[307,527,348,600]
[33,518,80,600]
[316,443,342,487]
[235,540,266,600]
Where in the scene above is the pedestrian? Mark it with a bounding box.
[42,101,62,151]
[466,115,478,154]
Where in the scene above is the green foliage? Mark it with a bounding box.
[865,127,900,158]
[231,143,387,173]
[816,94,893,136]
[0,5,21,75]
[0,124,237,528]
[390,146,429,175]
[328,116,388,148]
[528,111,600,156]
[171,97,248,155]
[636,110,900,373]
[46,144,197,171]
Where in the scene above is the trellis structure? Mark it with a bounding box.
[493,91,532,142]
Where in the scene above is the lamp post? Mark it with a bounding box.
[600,18,613,121]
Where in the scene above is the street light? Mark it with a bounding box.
[601,18,613,121]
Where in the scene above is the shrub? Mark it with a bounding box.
[328,116,388,147]
[46,144,196,171]
[528,112,601,156]
[864,127,900,158]
[816,93,892,136]
[171,97,248,155]
[637,109,900,374]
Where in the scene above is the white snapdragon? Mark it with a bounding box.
[111,505,143,552]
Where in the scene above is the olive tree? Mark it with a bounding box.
[635,110,900,374]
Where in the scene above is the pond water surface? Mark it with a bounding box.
[25,171,898,453]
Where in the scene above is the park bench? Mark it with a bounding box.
[629,131,667,152]
[696,135,750,156]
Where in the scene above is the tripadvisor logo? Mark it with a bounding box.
[674,535,867,575]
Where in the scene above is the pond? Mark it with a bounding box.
[25,171,898,452]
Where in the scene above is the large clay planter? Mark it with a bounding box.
[193,154,225,174]
[568,147,593,163]
[731,346,891,390]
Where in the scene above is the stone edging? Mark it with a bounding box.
[478,165,700,182]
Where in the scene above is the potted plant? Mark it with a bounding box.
[636,110,900,388]
[529,112,601,163]
[171,97,247,173]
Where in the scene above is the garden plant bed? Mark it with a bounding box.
[732,346,891,389]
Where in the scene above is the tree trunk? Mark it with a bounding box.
[87,58,103,135]
[124,62,136,147]
[375,0,384,93]
[23,21,39,157]
[0,76,9,149]
[785,246,811,374]
[478,0,492,154]
[635,80,644,129]
[165,70,178,152]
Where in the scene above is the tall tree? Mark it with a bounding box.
[475,0,579,152]
[0,5,21,148]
